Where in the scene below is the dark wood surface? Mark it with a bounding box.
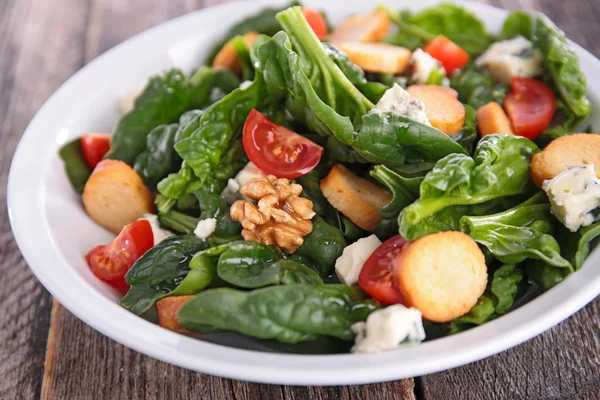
[1,0,599,399]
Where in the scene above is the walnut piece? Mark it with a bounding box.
[230,175,315,253]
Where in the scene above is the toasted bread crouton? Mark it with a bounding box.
[407,85,465,135]
[394,231,487,322]
[329,11,390,45]
[477,102,514,137]
[531,134,600,187]
[212,31,259,74]
[83,160,154,234]
[321,164,392,232]
[156,296,195,333]
[339,42,411,75]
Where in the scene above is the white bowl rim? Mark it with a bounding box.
[8,0,600,385]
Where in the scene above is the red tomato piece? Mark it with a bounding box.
[242,109,324,179]
[85,220,154,292]
[423,36,470,75]
[504,77,557,140]
[302,8,329,40]
[81,133,112,169]
[358,235,410,305]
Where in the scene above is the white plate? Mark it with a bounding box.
[7,0,600,385]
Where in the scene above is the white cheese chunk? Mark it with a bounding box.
[220,162,267,204]
[475,36,543,84]
[351,305,425,354]
[194,218,217,239]
[335,235,382,286]
[119,87,143,115]
[139,213,174,246]
[543,165,600,232]
[411,48,444,85]
[372,83,431,126]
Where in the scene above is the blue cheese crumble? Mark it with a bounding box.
[371,83,432,126]
[542,165,600,232]
[476,36,543,84]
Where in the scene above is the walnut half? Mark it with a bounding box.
[230,175,315,253]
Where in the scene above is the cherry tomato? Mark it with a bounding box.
[242,109,324,179]
[504,77,557,140]
[302,8,329,40]
[85,220,154,292]
[358,235,410,305]
[81,133,111,169]
[423,36,470,75]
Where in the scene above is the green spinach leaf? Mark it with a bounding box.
[58,138,92,193]
[292,216,346,277]
[133,124,180,190]
[450,64,508,109]
[178,284,378,343]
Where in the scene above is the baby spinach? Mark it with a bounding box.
[292,217,346,277]
[106,67,216,164]
[192,241,322,289]
[119,235,207,315]
[460,194,572,269]
[178,284,378,343]
[399,134,540,241]
[560,220,600,271]
[58,138,92,193]
[229,35,254,81]
[450,65,508,109]
[370,165,422,239]
[381,3,494,57]
[452,105,478,153]
[204,1,299,65]
[353,112,468,168]
[133,124,180,190]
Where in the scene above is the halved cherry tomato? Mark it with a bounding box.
[423,36,470,75]
[85,220,154,292]
[242,109,324,179]
[81,133,111,169]
[358,235,409,305]
[504,77,557,140]
[302,8,329,40]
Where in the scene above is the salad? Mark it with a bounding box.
[59,2,599,354]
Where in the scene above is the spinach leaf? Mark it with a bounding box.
[253,8,373,144]
[527,260,570,291]
[292,216,346,277]
[381,3,493,57]
[354,112,468,168]
[560,220,600,271]
[191,241,322,289]
[460,195,572,269]
[159,190,242,246]
[499,11,533,40]
[178,284,378,343]
[204,1,299,65]
[106,67,216,164]
[399,134,539,241]
[335,213,370,243]
[370,165,422,239]
[230,35,254,81]
[452,104,478,153]
[157,79,261,207]
[119,235,207,315]
[450,65,508,109]
[451,264,525,332]
[539,99,592,144]
[58,138,92,193]
[133,124,180,190]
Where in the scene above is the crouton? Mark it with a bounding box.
[329,11,390,45]
[477,102,514,137]
[531,134,600,187]
[407,85,465,135]
[212,31,259,74]
[83,160,154,234]
[394,231,487,322]
[156,296,195,333]
[321,164,392,232]
[338,42,411,75]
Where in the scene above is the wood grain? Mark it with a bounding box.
[2,0,600,399]
[0,0,89,399]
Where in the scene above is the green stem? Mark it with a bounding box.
[377,4,436,42]
[159,210,199,234]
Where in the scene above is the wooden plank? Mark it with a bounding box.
[421,0,600,398]
[0,0,90,399]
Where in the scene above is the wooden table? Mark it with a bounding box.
[2,0,600,398]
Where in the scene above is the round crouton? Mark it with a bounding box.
[83,159,154,234]
[531,134,600,187]
[394,231,487,322]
